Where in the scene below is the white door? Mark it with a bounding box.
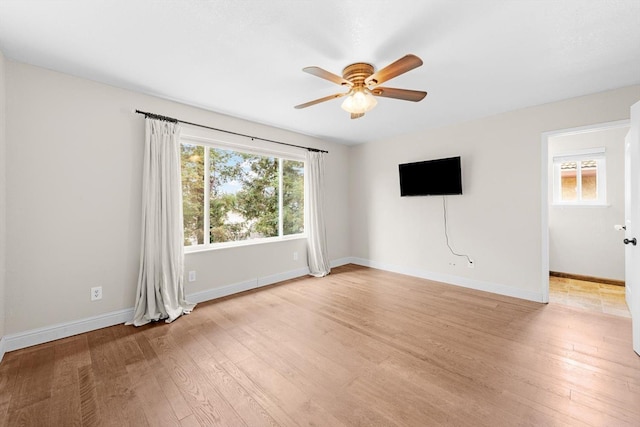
[625,100,640,355]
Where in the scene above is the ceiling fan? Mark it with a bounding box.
[294,54,427,119]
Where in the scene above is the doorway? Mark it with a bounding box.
[542,120,630,317]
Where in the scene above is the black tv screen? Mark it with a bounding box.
[399,156,462,196]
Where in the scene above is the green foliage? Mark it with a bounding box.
[235,154,279,238]
[181,144,304,245]
[181,144,204,245]
[283,160,304,235]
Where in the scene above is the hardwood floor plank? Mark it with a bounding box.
[0,353,21,425]
[7,345,55,412]
[4,399,51,427]
[47,383,82,427]
[78,364,101,427]
[231,354,348,427]
[1,264,639,425]
[130,333,193,422]
[228,323,398,426]
[51,335,91,389]
[147,335,246,426]
[214,353,300,427]
[170,326,280,427]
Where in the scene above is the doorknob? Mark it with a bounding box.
[624,237,637,246]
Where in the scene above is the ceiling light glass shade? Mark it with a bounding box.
[341,88,377,114]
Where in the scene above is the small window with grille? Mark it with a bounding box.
[553,148,606,205]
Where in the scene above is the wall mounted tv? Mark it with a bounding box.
[399,156,463,196]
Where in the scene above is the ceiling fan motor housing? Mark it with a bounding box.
[342,63,375,87]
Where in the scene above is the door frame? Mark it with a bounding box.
[540,119,630,303]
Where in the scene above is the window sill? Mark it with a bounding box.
[184,234,307,254]
[551,203,611,208]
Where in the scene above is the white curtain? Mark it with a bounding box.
[130,118,196,327]
[306,151,331,277]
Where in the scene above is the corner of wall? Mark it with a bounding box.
[0,49,7,362]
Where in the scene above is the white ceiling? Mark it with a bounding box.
[1,0,639,145]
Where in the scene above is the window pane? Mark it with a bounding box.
[209,149,279,243]
[181,144,205,246]
[560,161,577,201]
[209,148,242,243]
[237,154,279,239]
[283,160,304,235]
[580,160,597,201]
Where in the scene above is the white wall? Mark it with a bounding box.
[4,60,350,335]
[548,127,627,281]
[0,51,6,347]
[349,86,640,301]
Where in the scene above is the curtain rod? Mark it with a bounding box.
[134,110,328,154]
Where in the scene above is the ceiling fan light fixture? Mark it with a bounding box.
[341,88,377,114]
[296,54,425,117]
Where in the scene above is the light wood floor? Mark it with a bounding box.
[549,276,631,318]
[1,264,639,426]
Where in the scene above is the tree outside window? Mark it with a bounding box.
[181,143,304,248]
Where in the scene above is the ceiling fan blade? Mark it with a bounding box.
[371,87,427,102]
[294,92,347,109]
[365,54,423,87]
[351,113,365,119]
[303,66,352,86]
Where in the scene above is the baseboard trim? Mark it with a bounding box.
[1,265,317,355]
[4,308,135,353]
[0,336,6,363]
[549,271,625,287]
[187,266,311,304]
[330,257,354,268]
[2,258,529,356]
[350,257,544,303]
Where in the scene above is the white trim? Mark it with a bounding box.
[257,267,311,287]
[551,203,611,208]
[203,146,211,245]
[543,119,630,138]
[3,308,135,353]
[0,336,6,363]
[552,147,605,161]
[181,129,306,161]
[278,158,284,237]
[0,255,545,358]
[540,119,631,305]
[185,233,307,254]
[186,278,259,304]
[541,132,550,303]
[330,257,354,268]
[350,258,544,302]
[0,265,315,355]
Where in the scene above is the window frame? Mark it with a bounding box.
[180,132,307,253]
[552,147,607,206]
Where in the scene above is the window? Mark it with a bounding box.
[181,142,304,249]
[552,148,606,205]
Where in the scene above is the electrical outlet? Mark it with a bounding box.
[467,259,475,269]
[188,271,196,282]
[91,286,102,301]
[293,251,299,261]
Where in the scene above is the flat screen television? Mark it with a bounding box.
[399,156,462,196]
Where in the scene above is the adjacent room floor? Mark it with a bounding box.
[549,275,630,318]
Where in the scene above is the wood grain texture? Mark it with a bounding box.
[550,271,625,287]
[1,264,639,426]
